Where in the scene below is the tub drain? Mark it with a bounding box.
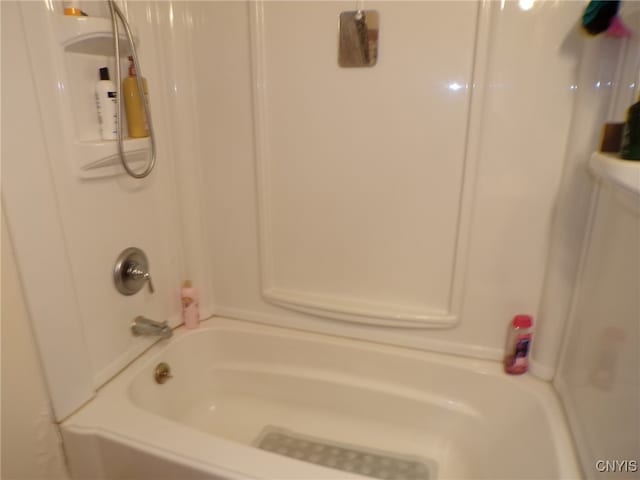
[254,426,436,480]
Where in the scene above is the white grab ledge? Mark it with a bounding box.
[590,152,640,196]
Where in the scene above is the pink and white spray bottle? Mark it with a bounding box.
[181,280,200,329]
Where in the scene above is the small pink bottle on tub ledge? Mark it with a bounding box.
[181,280,200,329]
[504,314,533,375]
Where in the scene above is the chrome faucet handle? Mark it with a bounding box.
[125,264,154,293]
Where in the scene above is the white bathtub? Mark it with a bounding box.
[61,318,581,479]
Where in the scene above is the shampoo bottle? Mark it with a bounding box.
[181,280,200,329]
[95,67,117,140]
[122,56,149,138]
[504,315,533,375]
[621,94,640,160]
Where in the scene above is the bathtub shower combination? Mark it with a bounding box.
[5,1,640,479]
[62,319,580,479]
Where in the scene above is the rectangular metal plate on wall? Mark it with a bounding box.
[338,10,379,67]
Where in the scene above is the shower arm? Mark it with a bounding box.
[108,0,156,179]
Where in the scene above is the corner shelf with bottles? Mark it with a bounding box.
[57,12,150,178]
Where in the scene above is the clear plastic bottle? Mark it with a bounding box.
[504,315,533,375]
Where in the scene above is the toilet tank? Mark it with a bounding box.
[554,152,640,480]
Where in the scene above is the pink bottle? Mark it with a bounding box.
[181,280,200,329]
[504,315,533,375]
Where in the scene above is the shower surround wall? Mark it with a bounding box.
[2,0,214,419]
[197,1,619,364]
[1,0,623,422]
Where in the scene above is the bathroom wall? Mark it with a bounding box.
[553,6,640,477]
[195,1,620,363]
[1,0,631,425]
[1,212,70,479]
[534,3,639,379]
[1,0,214,419]
[554,180,640,479]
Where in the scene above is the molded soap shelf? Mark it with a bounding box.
[590,152,640,196]
[57,15,135,56]
[77,138,151,178]
[55,14,147,178]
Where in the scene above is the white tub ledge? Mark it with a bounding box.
[590,151,640,196]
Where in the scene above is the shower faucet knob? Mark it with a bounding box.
[125,264,155,293]
[113,247,154,295]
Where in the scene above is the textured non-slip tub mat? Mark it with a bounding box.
[254,426,437,480]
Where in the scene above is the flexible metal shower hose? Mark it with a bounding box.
[108,0,156,179]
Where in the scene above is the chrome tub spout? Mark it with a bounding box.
[131,316,172,339]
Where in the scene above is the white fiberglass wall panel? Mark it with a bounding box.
[2,0,213,418]
[555,181,639,479]
[200,1,597,359]
[252,1,477,327]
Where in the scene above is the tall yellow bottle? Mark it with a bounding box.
[123,56,149,138]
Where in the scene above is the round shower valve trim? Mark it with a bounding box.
[113,247,154,295]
